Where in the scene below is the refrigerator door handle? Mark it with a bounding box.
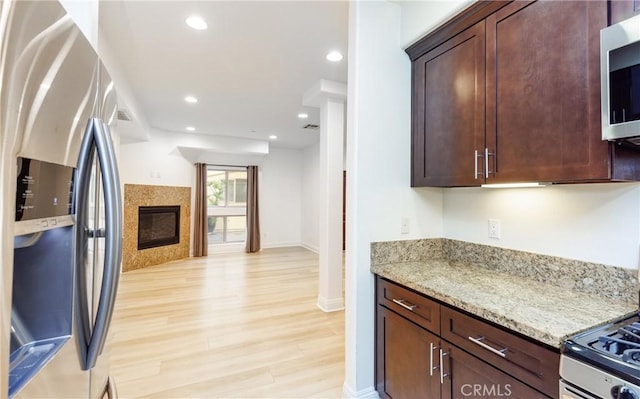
[74,117,122,370]
[74,118,97,369]
[85,118,122,369]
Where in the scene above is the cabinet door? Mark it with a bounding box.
[485,1,610,183]
[412,21,485,187]
[376,306,440,399]
[441,343,549,399]
[610,0,640,24]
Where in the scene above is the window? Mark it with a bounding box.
[207,167,247,244]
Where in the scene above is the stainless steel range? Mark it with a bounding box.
[561,313,640,399]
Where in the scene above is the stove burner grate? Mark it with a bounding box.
[622,349,640,366]
[620,324,640,343]
[564,314,640,388]
[598,335,640,350]
[596,321,640,366]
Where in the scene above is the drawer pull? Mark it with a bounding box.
[392,298,416,311]
[429,342,439,376]
[468,336,507,358]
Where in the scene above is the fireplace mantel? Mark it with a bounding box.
[123,184,191,272]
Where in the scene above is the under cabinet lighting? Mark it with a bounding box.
[481,182,551,188]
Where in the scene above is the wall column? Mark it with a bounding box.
[303,79,347,312]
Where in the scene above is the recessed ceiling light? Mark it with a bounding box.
[269,135,278,140]
[186,16,207,30]
[326,51,343,62]
[186,126,196,131]
[297,113,308,119]
[185,96,198,104]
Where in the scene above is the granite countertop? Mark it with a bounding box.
[372,259,638,348]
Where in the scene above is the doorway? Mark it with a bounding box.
[206,166,248,245]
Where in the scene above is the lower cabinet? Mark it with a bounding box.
[375,277,559,399]
[441,344,547,399]
[376,306,441,398]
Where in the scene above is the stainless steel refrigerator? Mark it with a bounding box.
[1,1,122,398]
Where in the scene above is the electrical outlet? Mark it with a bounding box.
[488,219,501,239]
[401,218,410,234]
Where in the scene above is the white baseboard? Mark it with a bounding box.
[261,241,320,254]
[261,241,301,249]
[317,295,344,312]
[342,383,379,399]
[300,242,319,254]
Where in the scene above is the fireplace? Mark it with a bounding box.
[137,205,180,250]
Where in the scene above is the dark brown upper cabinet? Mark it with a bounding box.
[412,21,485,187]
[610,0,640,24]
[407,0,640,187]
[486,1,608,183]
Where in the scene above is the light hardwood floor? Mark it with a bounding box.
[109,247,345,399]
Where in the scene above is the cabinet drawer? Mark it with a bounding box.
[442,342,549,399]
[441,306,559,398]
[377,277,440,334]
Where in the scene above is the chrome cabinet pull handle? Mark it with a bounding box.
[468,336,507,358]
[474,150,479,179]
[484,148,490,178]
[392,298,416,311]
[439,349,449,384]
[429,342,439,377]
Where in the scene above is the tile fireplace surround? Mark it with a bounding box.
[123,184,191,272]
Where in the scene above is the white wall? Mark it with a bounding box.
[400,0,474,48]
[60,0,99,49]
[444,184,640,268]
[344,1,444,397]
[118,127,269,188]
[260,147,303,248]
[118,129,194,187]
[301,142,320,252]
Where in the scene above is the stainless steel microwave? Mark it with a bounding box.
[601,14,640,144]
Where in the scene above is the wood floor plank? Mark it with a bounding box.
[110,247,345,398]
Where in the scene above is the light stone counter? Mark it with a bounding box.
[371,239,639,349]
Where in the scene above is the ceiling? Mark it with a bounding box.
[98,1,349,149]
